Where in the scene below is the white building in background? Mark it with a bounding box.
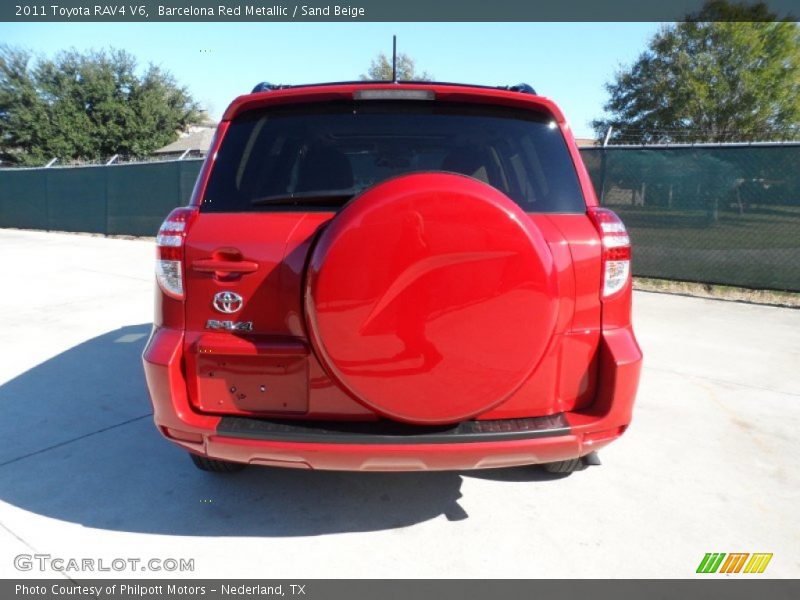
[153,110,217,158]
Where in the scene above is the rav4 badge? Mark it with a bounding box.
[206,319,253,332]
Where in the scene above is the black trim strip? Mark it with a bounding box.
[216,414,570,445]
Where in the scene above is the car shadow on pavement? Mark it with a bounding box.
[0,324,563,537]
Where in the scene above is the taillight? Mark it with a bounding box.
[588,207,631,297]
[155,207,198,300]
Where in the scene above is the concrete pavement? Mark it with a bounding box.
[0,229,797,578]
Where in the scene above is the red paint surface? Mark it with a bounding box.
[305,173,558,424]
[143,82,642,471]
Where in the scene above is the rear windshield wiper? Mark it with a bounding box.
[250,188,363,206]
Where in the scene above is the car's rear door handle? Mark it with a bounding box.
[192,259,259,274]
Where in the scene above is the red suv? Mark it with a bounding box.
[142,81,642,474]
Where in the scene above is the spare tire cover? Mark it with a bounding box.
[305,173,558,424]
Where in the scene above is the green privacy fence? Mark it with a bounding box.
[580,144,800,292]
[0,159,203,236]
[1,145,799,291]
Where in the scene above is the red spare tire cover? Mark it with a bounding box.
[305,173,558,424]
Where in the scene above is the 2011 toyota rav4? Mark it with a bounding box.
[142,81,642,474]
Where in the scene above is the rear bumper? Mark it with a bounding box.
[142,326,642,471]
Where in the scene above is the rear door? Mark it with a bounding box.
[182,97,602,418]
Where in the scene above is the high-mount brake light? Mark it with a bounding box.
[588,207,631,298]
[353,89,436,101]
[155,207,198,300]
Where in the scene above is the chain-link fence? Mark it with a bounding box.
[1,144,798,291]
[580,143,800,292]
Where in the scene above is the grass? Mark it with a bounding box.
[634,277,800,308]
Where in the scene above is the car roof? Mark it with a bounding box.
[221,81,566,123]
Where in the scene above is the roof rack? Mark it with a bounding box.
[250,81,537,95]
[503,83,537,95]
[251,82,287,93]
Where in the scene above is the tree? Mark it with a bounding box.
[360,52,433,82]
[0,46,200,165]
[593,1,800,144]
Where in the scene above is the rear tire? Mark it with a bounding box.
[189,453,247,473]
[541,458,583,474]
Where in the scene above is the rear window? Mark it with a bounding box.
[202,101,585,213]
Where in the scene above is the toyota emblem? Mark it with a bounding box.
[212,291,244,314]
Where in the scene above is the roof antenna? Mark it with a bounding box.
[391,35,397,83]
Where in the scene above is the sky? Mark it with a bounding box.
[0,22,663,138]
